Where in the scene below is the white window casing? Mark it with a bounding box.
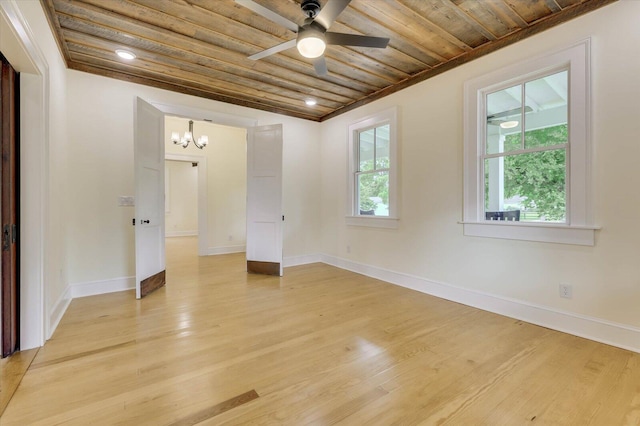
[463,39,597,245]
[347,106,399,229]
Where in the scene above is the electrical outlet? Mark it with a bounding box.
[559,284,572,299]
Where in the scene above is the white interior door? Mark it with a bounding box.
[246,124,283,276]
[134,98,166,298]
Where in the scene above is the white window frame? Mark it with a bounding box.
[347,106,399,229]
[463,39,597,245]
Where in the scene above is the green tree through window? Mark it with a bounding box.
[357,124,390,216]
[503,124,567,221]
[359,158,389,211]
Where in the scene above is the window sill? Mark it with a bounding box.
[460,221,599,246]
[346,216,399,229]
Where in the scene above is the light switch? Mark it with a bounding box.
[118,196,135,206]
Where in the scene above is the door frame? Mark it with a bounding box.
[141,101,257,261]
[151,102,258,130]
[1,1,48,350]
[165,153,207,256]
[1,54,20,357]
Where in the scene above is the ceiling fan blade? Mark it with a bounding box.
[235,0,299,33]
[325,32,390,48]
[313,57,328,76]
[248,39,297,60]
[314,0,351,30]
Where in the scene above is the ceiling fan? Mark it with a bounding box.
[236,0,390,76]
[487,106,533,128]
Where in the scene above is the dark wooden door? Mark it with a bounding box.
[1,54,19,358]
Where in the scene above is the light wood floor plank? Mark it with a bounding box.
[0,348,38,416]
[1,236,639,425]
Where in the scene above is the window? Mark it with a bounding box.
[463,40,596,245]
[485,70,568,223]
[347,107,398,228]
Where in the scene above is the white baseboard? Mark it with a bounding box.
[321,254,640,354]
[70,276,135,299]
[47,277,135,339]
[165,230,198,237]
[48,253,639,354]
[283,253,322,267]
[48,286,72,339]
[206,245,245,255]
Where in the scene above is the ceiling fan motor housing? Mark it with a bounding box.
[301,0,321,19]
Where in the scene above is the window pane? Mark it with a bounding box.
[485,149,566,222]
[358,171,389,216]
[486,84,522,154]
[524,70,568,149]
[375,124,390,169]
[358,129,375,171]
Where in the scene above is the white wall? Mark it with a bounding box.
[1,0,70,347]
[64,70,322,292]
[164,160,198,237]
[165,117,247,252]
[319,1,640,349]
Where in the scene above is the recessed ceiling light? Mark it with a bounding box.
[305,99,317,106]
[116,49,136,60]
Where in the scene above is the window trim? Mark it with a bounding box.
[463,39,597,245]
[347,106,398,229]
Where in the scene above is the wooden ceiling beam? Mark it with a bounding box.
[68,53,325,120]
[424,0,499,42]
[66,40,338,114]
[62,28,350,108]
[52,0,383,94]
[321,0,618,122]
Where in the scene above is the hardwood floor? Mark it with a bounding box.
[0,347,38,416]
[1,237,639,425]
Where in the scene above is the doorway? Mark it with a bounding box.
[164,160,199,239]
[164,117,247,260]
[134,101,282,299]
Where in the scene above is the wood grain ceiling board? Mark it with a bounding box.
[41,0,617,122]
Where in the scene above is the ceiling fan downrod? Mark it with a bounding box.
[301,0,321,19]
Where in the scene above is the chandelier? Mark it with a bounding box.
[171,120,208,149]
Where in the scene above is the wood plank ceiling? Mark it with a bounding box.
[41,0,616,122]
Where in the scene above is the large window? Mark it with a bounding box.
[485,70,568,223]
[348,107,398,228]
[464,40,596,245]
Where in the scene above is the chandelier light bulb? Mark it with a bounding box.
[172,120,209,149]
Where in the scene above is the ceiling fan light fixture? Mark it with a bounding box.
[500,120,519,129]
[297,28,326,59]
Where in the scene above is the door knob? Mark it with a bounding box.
[142,220,150,224]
